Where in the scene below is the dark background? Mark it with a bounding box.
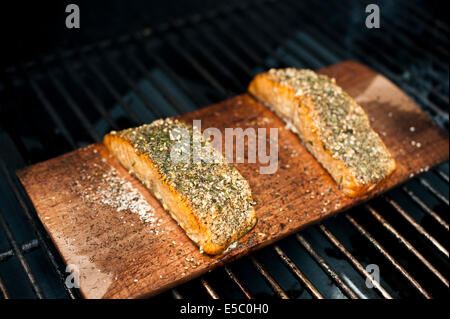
[0,0,255,68]
[0,0,448,69]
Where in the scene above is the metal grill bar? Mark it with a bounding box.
[57,53,119,130]
[317,224,393,299]
[231,12,304,66]
[200,278,220,299]
[126,37,221,139]
[248,9,325,68]
[78,49,142,125]
[208,18,266,65]
[250,256,290,299]
[400,5,448,45]
[365,205,448,287]
[253,5,332,66]
[403,1,449,33]
[271,2,348,56]
[165,36,230,98]
[40,59,101,142]
[0,207,44,298]
[0,239,39,262]
[273,245,324,299]
[98,45,164,118]
[124,50,189,114]
[248,11,323,68]
[379,19,447,72]
[0,159,78,299]
[402,186,449,231]
[345,214,431,299]
[435,169,449,183]
[353,20,446,90]
[0,274,9,299]
[430,90,449,109]
[228,14,285,65]
[207,14,284,70]
[190,20,253,77]
[171,288,183,299]
[419,178,449,206]
[21,66,77,148]
[224,265,254,299]
[295,234,359,299]
[180,29,245,89]
[384,196,448,257]
[132,33,208,106]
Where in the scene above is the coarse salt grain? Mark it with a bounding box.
[78,165,159,230]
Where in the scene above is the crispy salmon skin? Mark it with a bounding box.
[249,68,396,197]
[104,118,256,255]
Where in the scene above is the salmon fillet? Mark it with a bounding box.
[249,68,396,197]
[104,118,256,255]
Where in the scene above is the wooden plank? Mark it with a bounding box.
[17,61,449,299]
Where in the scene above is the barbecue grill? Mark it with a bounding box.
[0,0,448,299]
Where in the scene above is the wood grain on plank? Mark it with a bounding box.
[17,61,449,299]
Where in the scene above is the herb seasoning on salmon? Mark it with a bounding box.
[104,118,257,255]
[249,68,396,197]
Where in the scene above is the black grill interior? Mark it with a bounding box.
[0,0,448,299]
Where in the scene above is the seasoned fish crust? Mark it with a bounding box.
[104,118,256,255]
[249,68,396,197]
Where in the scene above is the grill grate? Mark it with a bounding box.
[0,0,448,299]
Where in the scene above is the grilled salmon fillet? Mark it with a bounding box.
[249,68,396,197]
[104,118,256,255]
